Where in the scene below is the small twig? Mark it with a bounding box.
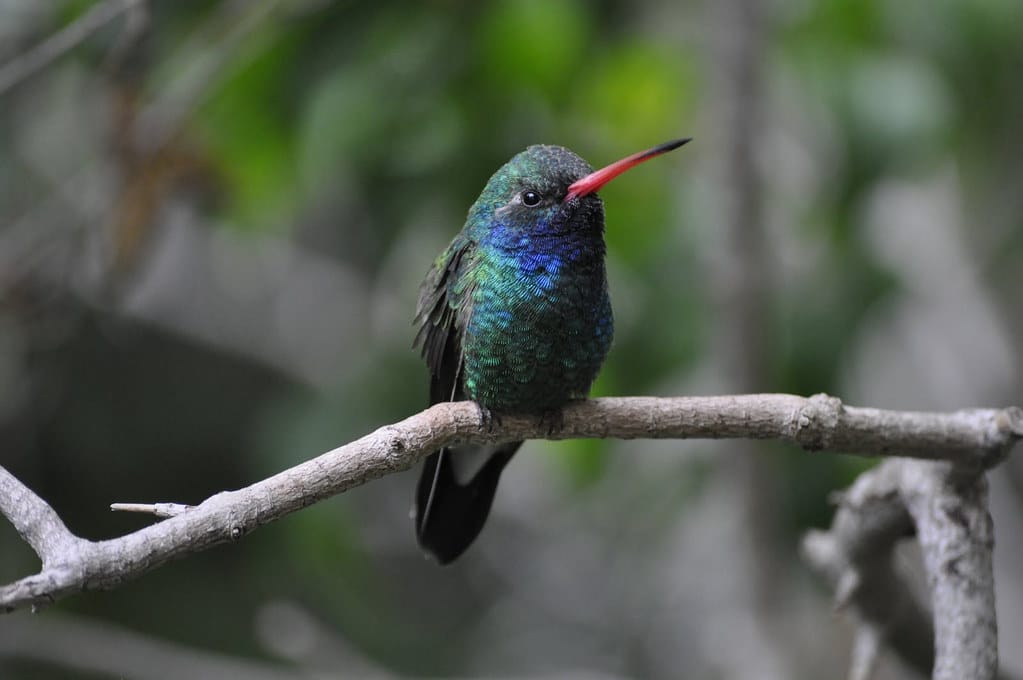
[0,0,143,97]
[110,503,192,518]
[102,0,150,71]
[131,0,282,153]
[849,625,883,680]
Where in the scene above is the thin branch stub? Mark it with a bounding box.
[110,503,192,518]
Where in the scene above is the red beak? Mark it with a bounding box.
[564,137,691,202]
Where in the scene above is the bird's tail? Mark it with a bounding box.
[413,442,521,564]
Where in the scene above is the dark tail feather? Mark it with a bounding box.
[414,442,521,564]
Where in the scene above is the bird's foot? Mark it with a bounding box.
[475,402,502,432]
[538,407,565,436]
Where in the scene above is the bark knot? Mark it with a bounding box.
[793,393,843,450]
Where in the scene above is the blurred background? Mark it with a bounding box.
[1,0,1022,678]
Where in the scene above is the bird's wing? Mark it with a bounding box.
[412,236,520,564]
[413,237,474,405]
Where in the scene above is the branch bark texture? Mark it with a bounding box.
[1,392,1021,678]
[803,460,935,679]
[903,464,998,680]
[803,458,1010,680]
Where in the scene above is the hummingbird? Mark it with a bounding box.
[412,137,690,564]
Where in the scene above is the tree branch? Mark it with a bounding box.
[802,457,1012,680]
[902,463,998,680]
[0,0,144,97]
[802,460,936,679]
[0,466,85,567]
[1,393,1020,618]
[0,612,317,680]
[130,0,283,153]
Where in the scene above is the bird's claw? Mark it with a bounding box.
[475,402,502,432]
[538,408,565,436]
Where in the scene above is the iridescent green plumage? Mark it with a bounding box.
[423,146,613,411]
[413,139,689,564]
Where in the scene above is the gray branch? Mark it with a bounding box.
[902,464,998,680]
[2,393,1021,678]
[0,0,144,97]
[0,466,86,567]
[0,612,316,680]
[802,460,936,679]
[802,458,1013,680]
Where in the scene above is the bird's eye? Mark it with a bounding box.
[521,190,542,207]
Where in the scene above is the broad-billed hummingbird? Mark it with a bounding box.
[413,138,690,564]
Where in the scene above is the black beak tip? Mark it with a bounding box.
[658,137,692,153]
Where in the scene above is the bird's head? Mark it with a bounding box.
[467,138,690,242]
